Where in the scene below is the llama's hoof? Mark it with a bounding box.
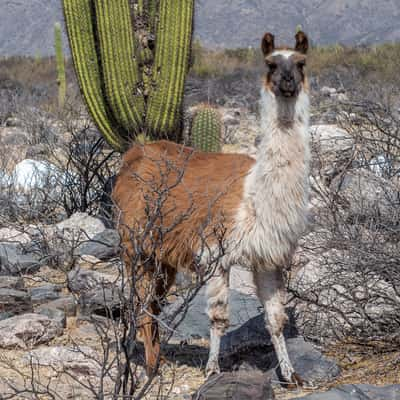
[205,360,221,378]
[284,372,304,389]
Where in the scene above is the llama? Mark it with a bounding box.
[113,31,310,386]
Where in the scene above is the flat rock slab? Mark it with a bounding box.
[0,275,24,290]
[22,346,100,376]
[0,313,63,349]
[162,288,262,341]
[29,284,62,303]
[192,369,275,400]
[163,288,339,385]
[68,268,120,293]
[294,384,400,400]
[0,288,32,319]
[37,295,77,317]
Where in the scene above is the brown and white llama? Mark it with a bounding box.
[113,31,310,386]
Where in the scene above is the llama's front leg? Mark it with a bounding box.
[205,267,229,376]
[255,268,303,387]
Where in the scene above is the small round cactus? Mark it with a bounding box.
[191,104,223,152]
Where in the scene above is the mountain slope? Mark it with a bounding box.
[0,0,399,56]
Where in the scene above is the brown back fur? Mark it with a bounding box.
[113,140,254,270]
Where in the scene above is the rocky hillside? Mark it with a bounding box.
[1,0,400,56]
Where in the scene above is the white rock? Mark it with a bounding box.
[22,346,100,376]
[54,212,106,241]
[13,159,59,190]
[0,314,63,349]
[310,124,353,154]
[0,227,31,244]
[320,86,337,96]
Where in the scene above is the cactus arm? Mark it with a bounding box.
[54,22,66,108]
[146,0,194,139]
[63,0,124,151]
[94,0,145,139]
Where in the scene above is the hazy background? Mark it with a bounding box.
[1,0,400,56]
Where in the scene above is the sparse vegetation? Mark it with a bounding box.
[0,34,400,398]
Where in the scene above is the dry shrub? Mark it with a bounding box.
[291,90,400,348]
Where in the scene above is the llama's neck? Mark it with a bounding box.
[236,87,310,267]
[248,87,310,198]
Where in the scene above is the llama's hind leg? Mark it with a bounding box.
[255,268,303,387]
[205,266,229,376]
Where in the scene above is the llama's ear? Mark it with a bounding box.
[261,32,275,56]
[295,31,309,54]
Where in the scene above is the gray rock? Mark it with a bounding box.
[68,268,120,293]
[193,368,275,400]
[0,288,32,319]
[0,313,63,349]
[78,288,122,318]
[0,243,40,275]
[162,288,261,341]
[0,227,31,244]
[330,170,399,224]
[219,315,339,384]
[55,212,106,241]
[0,275,24,290]
[294,384,400,400]
[22,346,100,376]
[29,284,62,303]
[37,307,66,328]
[4,117,22,127]
[275,337,340,384]
[76,229,120,260]
[37,295,77,317]
[0,127,28,145]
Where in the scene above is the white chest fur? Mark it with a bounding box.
[232,88,310,269]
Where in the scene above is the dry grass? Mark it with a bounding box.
[190,41,400,84]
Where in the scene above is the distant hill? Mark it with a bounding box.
[1,0,400,56]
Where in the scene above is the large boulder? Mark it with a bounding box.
[55,212,106,241]
[0,243,40,275]
[310,124,353,155]
[220,315,340,384]
[330,169,399,224]
[12,159,61,191]
[40,213,107,264]
[162,288,261,341]
[294,384,400,400]
[0,313,63,349]
[290,243,400,342]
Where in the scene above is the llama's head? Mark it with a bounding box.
[261,31,309,99]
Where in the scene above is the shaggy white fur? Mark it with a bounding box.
[206,82,310,385]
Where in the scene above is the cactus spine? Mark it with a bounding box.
[191,105,222,152]
[63,0,194,151]
[54,22,66,109]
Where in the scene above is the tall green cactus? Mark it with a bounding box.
[191,105,222,152]
[63,0,194,152]
[54,22,66,109]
